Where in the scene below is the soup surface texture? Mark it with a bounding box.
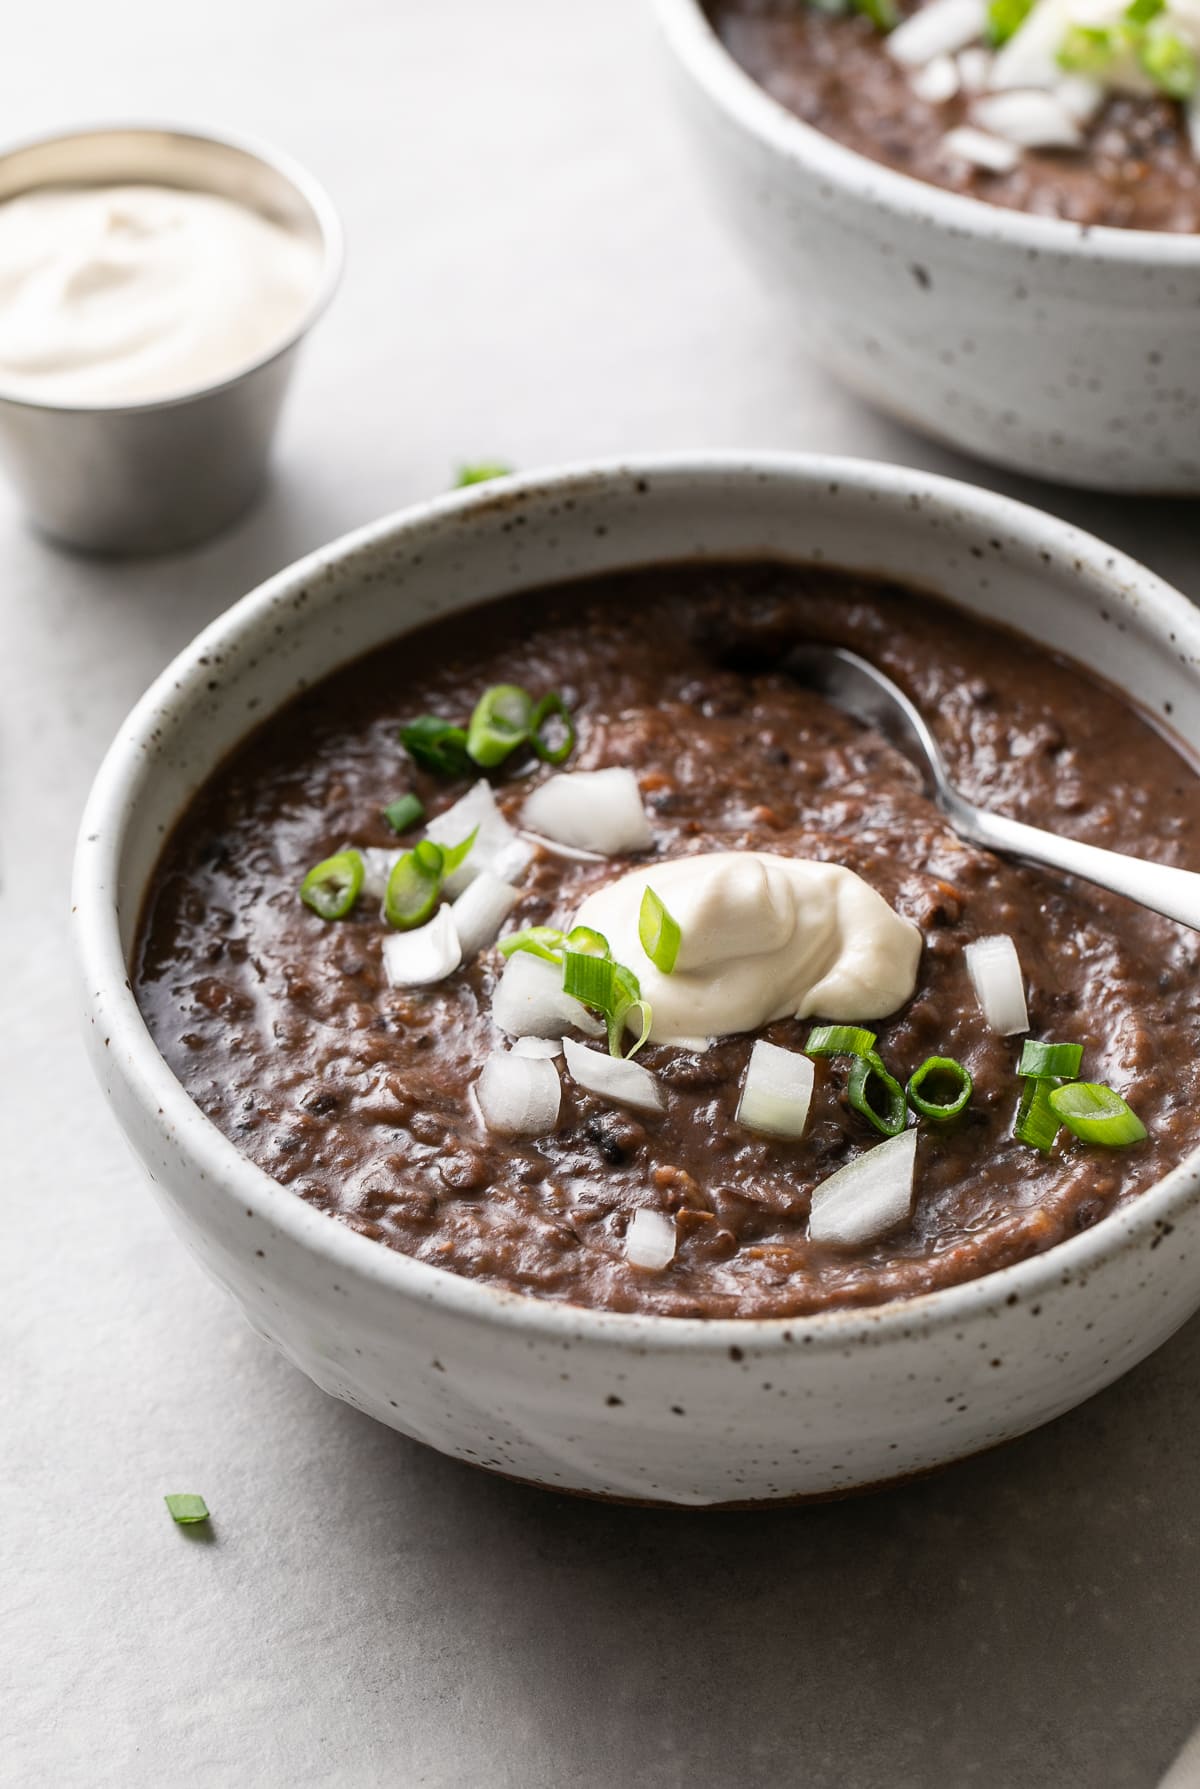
[136,562,1200,1318]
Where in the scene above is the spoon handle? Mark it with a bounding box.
[955,802,1200,932]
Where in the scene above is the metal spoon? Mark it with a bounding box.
[788,644,1200,931]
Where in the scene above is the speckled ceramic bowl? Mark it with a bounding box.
[655,0,1200,495]
[74,455,1200,1505]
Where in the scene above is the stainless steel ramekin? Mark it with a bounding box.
[0,124,343,555]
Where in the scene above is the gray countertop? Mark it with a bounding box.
[5,3,1200,1784]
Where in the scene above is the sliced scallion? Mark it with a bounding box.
[438,828,478,879]
[455,461,513,487]
[854,0,899,30]
[805,1024,877,1058]
[1049,1082,1147,1146]
[1125,0,1164,22]
[1013,1077,1060,1153]
[1018,1039,1084,1081]
[562,950,617,1010]
[847,1051,908,1138]
[986,0,1035,45]
[400,715,472,777]
[497,926,565,963]
[385,843,443,931]
[906,1056,973,1122]
[300,849,364,921]
[565,924,610,958]
[1057,23,1116,72]
[530,691,576,766]
[381,793,425,835]
[638,885,681,975]
[467,684,533,769]
[1139,29,1198,98]
[164,1493,209,1525]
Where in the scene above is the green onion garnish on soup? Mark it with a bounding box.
[381,792,425,835]
[638,885,681,975]
[805,1024,877,1058]
[400,715,472,777]
[847,1051,908,1138]
[906,1055,973,1121]
[299,849,364,921]
[467,684,534,768]
[1049,1082,1147,1146]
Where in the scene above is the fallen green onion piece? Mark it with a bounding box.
[1057,23,1116,72]
[1140,29,1198,98]
[530,691,576,766]
[638,885,682,975]
[455,461,513,487]
[385,842,445,931]
[164,1493,209,1526]
[1018,1039,1084,1081]
[300,849,364,921]
[381,792,425,835]
[1049,1082,1147,1146]
[467,683,533,768]
[497,925,565,963]
[847,1051,908,1138]
[907,1055,973,1122]
[987,0,1035,45]
[1013,1077,1061,1153]
[400,715,472,777]
[805,1024,878,1058]
[562,950,617,1011]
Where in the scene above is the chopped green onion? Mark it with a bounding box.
[300,849,364,921]
[455,461,513,487]
[1139,29,1198,97]
[565,924,610,958]
[622,999,653,1059]
[1057,23,1116,72]
[400,715,472,778]
[847,1051,908,1138]
[606,960,648,1060]
[1125,0,1164,22]
[638,886,682,975]
[164,1493,209,1525]
[381,793,425,835]
[1013,1077,1061,1153]
[497,925,565,963]
[907,1055,973,1122]
[1018,1039,1084,1081]
[1049,1082,1147,1146]
[853,0,899,30]
[805,1024,878,1058]
[385,842,444,931]
[467,684,533,768]
[986,0,1035,45]
[530,692,576,766]
[437,828,478,879]
[562,950,617,1010]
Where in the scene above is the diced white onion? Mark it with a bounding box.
[809,1128,918,1247]
[912,53,962,101]
[1054,74,1105,125]
[492,950,604,1038]
[476,1050,561,1137]
[520,830,608,864]
[955,46,991,90]
[735,1040,815,1141]
[940,125,1022,172]
[426,780,523,896]
[521,768,652,856]
[451,872,521,958]
[972,88,1082,146]
[512,1034,563,1058]
[965,933,1029,1035]
[358,845,399,906]
[888,0,986,67]
[625,1208,677,1272]
[381,905,461,988]
[562,1036,665,1114]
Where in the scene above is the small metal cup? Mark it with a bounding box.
[0,124,343,555]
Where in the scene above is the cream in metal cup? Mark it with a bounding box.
[0,125,343,555]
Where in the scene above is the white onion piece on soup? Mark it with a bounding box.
[358,845,400,906]
[911,54,961,102]
[1055,75,1105,125]
[476,1050,561,1137]
[492,950,605,1038]
[972,89,1082,148]
[426,779,525,895]
[512,1034,563,1059]
[956,46,991,90]
[562,1036,665,1115]
[451,871,520,957]
[625,1208,677,1272]
[940,126,1022,172]
[382,905,462,987]
[965,933,1029,1035]
[736,1040,815,1141]
[887,0,986,66]
[521,767,652,856]
[809,1128,918,1248]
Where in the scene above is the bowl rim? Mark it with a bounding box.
[654,0,1200,266]
[0,120,344,417]
[72,450,1200,1356]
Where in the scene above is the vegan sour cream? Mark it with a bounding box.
[574,851,922,1046]
[0,183,321,405]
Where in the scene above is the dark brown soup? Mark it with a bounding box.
[135,562,1200,1318]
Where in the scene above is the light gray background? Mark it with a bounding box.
[5,3,1200,1785]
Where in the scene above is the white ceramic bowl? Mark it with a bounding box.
[74,455,1200,1506]
[655,0,1200,495]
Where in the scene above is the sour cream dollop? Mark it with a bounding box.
[573,852,921,1047]
[0,184,322,404]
